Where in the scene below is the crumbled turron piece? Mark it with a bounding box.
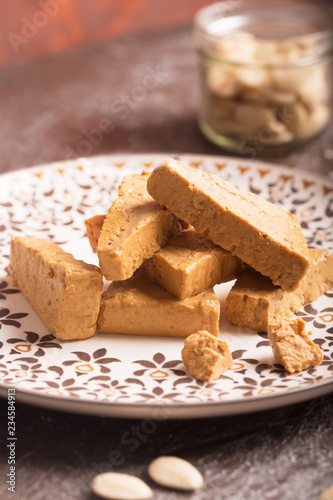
[267,318,323,373]
[85,214,105,253]
[226,248,333,332]
[98,273,220,338]
[97,171,183,281]
[91,472,152,500]
[142,229,245,299]
[319,485,333,500]
[148,456,203,491]
[9,237,103,340]
[181,330,233,381]
[147,159,310,291]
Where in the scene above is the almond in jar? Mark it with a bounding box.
[194,0,333,155]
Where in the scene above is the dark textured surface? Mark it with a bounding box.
[0,24,333,500]
[0,395,333,500]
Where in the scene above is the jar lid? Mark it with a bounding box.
[194,0,333,67]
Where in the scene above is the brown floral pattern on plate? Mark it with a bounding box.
[0,154,332,415]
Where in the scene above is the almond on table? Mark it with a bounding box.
[147,158,310,291]
[91,472,152,500]
[226,248,333,332]
[9,237,103,340]
[148,456,203,491]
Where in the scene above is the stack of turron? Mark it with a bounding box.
[10,159,333,381]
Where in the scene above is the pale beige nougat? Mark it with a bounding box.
[98,272,220,337]
[85,215,105,253]
[182,330,233,381]
[147,159,310,291]
[268,318,323,373]
[143,229,245,299]
[226,248,333,332]
[9,237,103,340]
[85,172,151,254]
[97,171,183,281]
[86,218,242,299]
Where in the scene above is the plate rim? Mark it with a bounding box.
[1,378,332,419]
[1,152,332,186]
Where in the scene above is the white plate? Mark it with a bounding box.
[0,154,332,419]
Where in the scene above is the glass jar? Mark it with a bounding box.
[194,0,333,156]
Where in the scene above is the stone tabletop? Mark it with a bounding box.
[0,24,332,500]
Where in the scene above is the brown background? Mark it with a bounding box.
[0,2,332,500]
[0,0,212,67]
